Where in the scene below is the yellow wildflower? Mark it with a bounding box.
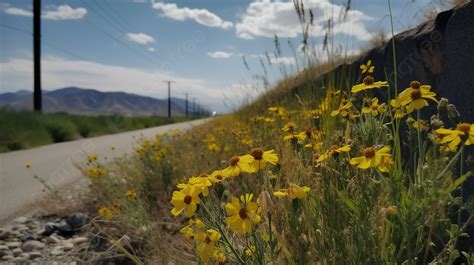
[207,143,220,152]
[186,174,213,196]
[125,190,137,200]
[196,229,221,263]
[240,148,279,172]
[245,245,256,256]
[435,123,474,151]
[98,207,112,219]
[316,145,351,163]
[25,162,32,168]
[87,154,97,163]
[331,101,353,117]
[282,122,297,132]
[351,75,389,93]
[86,166,107,178]
[180,219,206,240]
[171,185,201,217]
[350,146,392,170]
[362,98,386,117]
[221,156,254,177]
[214,251,226,264]
[394,81,437,113]
[225,194,260,234]
[274,184,311,200]
[360,59,375,73]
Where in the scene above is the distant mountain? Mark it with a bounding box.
[0,87,204,116]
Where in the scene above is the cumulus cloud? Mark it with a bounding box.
[3,5,87,20]
[0,57,231,112]
[126,33,155,45]
[152,2,233,29]
[207,51,233,59]
[235,0,372,41]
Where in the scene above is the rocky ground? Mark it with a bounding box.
[0,212,119,264]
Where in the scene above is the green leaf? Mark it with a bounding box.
[337,191,360,217]
[445,171,473,193]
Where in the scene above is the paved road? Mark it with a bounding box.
[0,118,210,223]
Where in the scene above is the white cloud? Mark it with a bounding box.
[4,7,32,17]
[126,33,155,45]
[152,2,233,30]
[207,51,233,59]
[269,56,295,65]
[0,57,230,112]
[236,0,372,41]
[148,47,156,52]
[3,5,87,20]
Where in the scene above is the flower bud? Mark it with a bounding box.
[437,98,449,113]
[447,104,460,122]
[430,115,444,129]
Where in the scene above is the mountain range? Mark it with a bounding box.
[0,87,204,116]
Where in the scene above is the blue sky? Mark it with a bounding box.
[0,0,446,113]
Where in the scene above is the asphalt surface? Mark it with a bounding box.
[0,118,210,223]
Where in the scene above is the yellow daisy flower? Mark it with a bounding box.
[360,60,375,74]
[394,81,437,113]
[221,156,254,177]
[240,148,279,172]
[282,122,297,132]
[274,184,311,200]
[125,190,137,199]
[350,146,392,170]
[362,98,386,117]
[171,185,201,217]
[225,194,260,234]
[316,145,351,163]
[331,101,353,117]
[180,218,206,240]
[98,207,113,219]
[196,229,221,263]
[351,75,389,93]
[435,123,474,151]
[25,162,32,168]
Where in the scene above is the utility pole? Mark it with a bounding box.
[164,81,174,117]
[184,93,189,117]
[192,97,196,117]
[33,0,42,112]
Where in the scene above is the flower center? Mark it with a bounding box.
[199,173,208,178]
[457,123,471,134]
[216,175,223,180]
[229,156,240,166]
[305,129,312,138]
[363,75,374,85]
[330,145,338,152]
[410,89,422,100]
[410,80,421,89]
[239,208,248,219]
[205,236,211,244]
[371,104,379,110]
[250,148,264,160]
[184,195,192,205]
[363,147,376,158]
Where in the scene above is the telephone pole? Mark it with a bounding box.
[184,93,189,117]
[164,81,174,117]
[192,97,196,117]
[33,0,42,112]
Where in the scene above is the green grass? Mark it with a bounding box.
[0,109,195,152]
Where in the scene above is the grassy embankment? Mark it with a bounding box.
[0,109,194,152]
[47,1,474,264]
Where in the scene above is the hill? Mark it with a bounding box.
[0,87,204,116]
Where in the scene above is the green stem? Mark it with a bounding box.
[416,110,423,183]
[458,146,465,226]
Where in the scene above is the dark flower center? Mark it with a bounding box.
[363,147,376,158]
[229,156,240,166]
[410,80,421,89]
[239,208,248,219]
[363,75,374,85]
[410,89,422,100]
[184,195,192,205]
[457,123,471,134]
[250,148,264,160]
[205,236,211,244]
[216,175,223,180]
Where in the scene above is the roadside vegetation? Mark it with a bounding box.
[35,0,474,264]
[0,109,194,152]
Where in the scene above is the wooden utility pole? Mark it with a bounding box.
[185,93,188,117]
[164,81,174,117]
[192,97,196,117]
[33,0,42,112]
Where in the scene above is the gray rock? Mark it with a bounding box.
[45,235,61,245]
[63,242,74,251]
[13,217,28,224]
[21,240,44,252]
[6,241,21,249]
[1,255,13,261]
[11,248,22,257]
[65,212,87,229]
[50,248,64,256]
[0,229,13,240]
[72,237,88,245]
[19,252,30,259]
[29,251,42,259]
[0,248,10,258]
